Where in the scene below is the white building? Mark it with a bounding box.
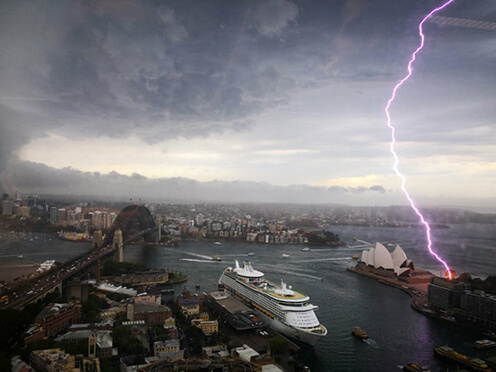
[360,243,413,276]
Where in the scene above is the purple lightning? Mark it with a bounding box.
[385,0,456,280]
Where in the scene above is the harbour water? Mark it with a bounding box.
[1,224,495,371]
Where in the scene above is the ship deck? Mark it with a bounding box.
[224,270,309,301]
[263,286,307,300]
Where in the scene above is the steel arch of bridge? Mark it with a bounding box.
[104,205,156,246]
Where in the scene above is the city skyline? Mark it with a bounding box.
[1,0,495,208]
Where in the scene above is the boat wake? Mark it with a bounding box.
[298,257,351,263]
[363,339,379,348]
[179,258,218,263]
[355,239,372,246]
[219,254,252,257]
[346,245,373,250]
[312,247,370,252]
[182,252,213,260]
[0,252,61,258]
[258,266,323,280]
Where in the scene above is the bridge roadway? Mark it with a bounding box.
[1,228,154,310]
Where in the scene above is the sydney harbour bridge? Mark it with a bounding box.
[4,205,159,309]
[103,204,157,247]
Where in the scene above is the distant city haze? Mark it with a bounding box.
[1,1,495,209]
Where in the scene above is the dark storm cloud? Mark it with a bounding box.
[1,0,495,199]
[0,1,303,142]
[0,0,305,193]
[4,161,389,204]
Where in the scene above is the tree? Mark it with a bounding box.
[268,336,289,356]
[112,326,146,356]
[0,309,32,350]
[185,325,205,355]
[82,294,105,323]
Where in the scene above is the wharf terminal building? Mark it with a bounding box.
[428,277,496,330]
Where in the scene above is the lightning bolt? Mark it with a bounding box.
[385,0,456,280]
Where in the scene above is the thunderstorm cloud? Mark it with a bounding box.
[1,0,495,206]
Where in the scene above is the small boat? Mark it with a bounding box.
[474,339,496,349]
[247,252,255,256]
[301,247,310,252]
[440,315,456,322]
[403,364,431,372]
[352,254,359,259]
[351,327,368,340]
[17,255,24,259]
[212,256,222,261]
[483,331,496,340]
[195,284,201,289]
[282,254,290,258]
[214,241,222,245]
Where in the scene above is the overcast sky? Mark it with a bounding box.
[0,0,495,207]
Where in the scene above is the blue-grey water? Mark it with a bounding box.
[1,224,495,371]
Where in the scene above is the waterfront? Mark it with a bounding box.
[1,224,495,371]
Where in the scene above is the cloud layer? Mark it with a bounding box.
[1,0,495,206]
[6,160,390,205]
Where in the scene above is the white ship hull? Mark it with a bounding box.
[219,263,327,346]
[254,308,325,346]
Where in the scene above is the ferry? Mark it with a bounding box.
[474,339,496,349]
[351,327,368,340]
[402,364,430,372]
[219,261,327,346]
[434,345,491,372]
[440,315,456,322]
[58,231,89,242]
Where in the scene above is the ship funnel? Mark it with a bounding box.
[235,260,240,269]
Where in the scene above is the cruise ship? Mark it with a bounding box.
[218,261,327,345]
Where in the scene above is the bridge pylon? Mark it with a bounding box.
[93,230,103,249]
[113,229,124,262]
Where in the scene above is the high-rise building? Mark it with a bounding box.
[66,210,76,225]
[109,212,117,225]
[2,199,13,215]
[26,195,39,207]
[428,277,470,312]
[465,291,496,329]
[50,207,58,224]
[92,211,109,229]
[57,208,66,223]
[18,206,30,218]
[195,213,204,226]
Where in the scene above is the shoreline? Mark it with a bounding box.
[346,264,494,333]
[346,265,434,316]
[0,264,39,282]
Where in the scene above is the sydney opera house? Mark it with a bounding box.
[358,243,415,277]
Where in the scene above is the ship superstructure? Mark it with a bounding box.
[219,261,327,345]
